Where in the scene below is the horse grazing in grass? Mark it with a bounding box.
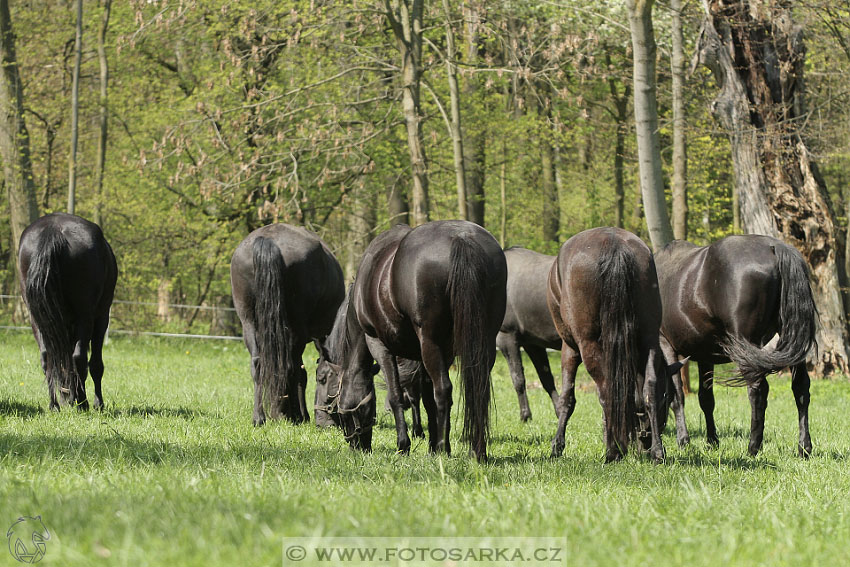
[547,227,671,463]
[231,224,344,426]
[655,236,817,457]
[320,220,507,461]
[497,247,561,422]
[18,213,117,410]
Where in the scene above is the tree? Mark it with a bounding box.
[67,0,82,215]
[0,0,38,260]
[441,0,466,221]
[462,2,485,226]
[627,0,674,251]
[670,0,688,240]
[95,0,112,227]
[695,0,850,373]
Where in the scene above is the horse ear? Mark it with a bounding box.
[328,362,342,374]
[314,339,331,361]
[667,356,690,377]
[370,362,381,376]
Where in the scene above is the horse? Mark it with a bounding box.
[18,213,117,410]
[319,220,507,461]
[315,287,426,439]
[547,227,671,463]
[230,223,344,426]
[655,235,817,457]
[497,247,561,422]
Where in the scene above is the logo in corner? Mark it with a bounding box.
[7,516,50,564]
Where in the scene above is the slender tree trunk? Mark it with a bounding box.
[500,142,507,247]
[540,127,559,245]
[627,0,674,251]
[607,51,631,230]
[696,0,850,374]
[462,3,485,226]
[671,0,688,240]
[0,0,39,261]
[95,0,112,228]
[346,186,376,283]
[67,0,82,215]
[385,0,429,226]
[387,180,409,226]
[442,0,466,220]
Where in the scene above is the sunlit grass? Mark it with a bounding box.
[1,330,848,566]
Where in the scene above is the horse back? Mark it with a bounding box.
[502,248,560,348]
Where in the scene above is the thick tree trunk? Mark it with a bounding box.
[671,0,688,240]
[696,0,850,374]
[67,0,82,215]
[627,0,674,251]
[462,3,485,226]
[442,0,466,221]
[95,0,112,228]
[386,0,429,227]
[0,0,38,260]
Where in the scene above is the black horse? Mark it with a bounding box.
[315,288,426,438]
[497,247,561,422]
[547,227,670,463]
[655,236,817,457]
[320,220,507,461]
[18,213,117,410]
[231,223,344,425]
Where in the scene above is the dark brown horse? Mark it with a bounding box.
[18,213,117,410]
[655,236,817,457]
[320,220,507,461]
[497,247,561,422]
[547,227,670,463]
[231,224,344,426]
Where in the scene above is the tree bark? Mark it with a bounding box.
[696,0,850,374]
[671,0,688,240]
[67,0,82,215]
[442,0,466,221]
[345,186,376,283]
[606,51,631,230]
[462,3,485,226]
[95,0,112,228]
[0,0,38,260]
[627,0,674,251]
[387,178,409,226]
[385,0,429,227]
[540,121,559,244]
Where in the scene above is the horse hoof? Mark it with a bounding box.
[748,444,762,457]
[651,447,666,464]
[677,435,690,448]
[412,428,425,439]
[798,445,812,459]
[253,416,266,427]
[707,437,719,449]
[520,412,532,423]
[550,440,565,458]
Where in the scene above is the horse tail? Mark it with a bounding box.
[24,225,74,400]
[448,233,491,457]
[598,240,640,453]
[721,242,817,384]
[252,236,292,419]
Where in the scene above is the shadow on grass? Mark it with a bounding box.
[0,398,44,418]
[107,405,206,420]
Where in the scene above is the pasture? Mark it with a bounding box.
[1,330,849,566]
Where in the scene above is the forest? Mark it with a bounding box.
[2,1,850,365]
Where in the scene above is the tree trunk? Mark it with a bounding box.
[442,0,466,221]
[387,180,409,226]
[671,0,688,240]
[627,0,674,251]
[345,186,376,283]
[696,0,850,374]
[385,0,429,227]
[540,125,559,245]
[67,0,82,215]
[95,0,112,228]
[462,3,485,226]
[606,51,631,230]
[0,0,39,261]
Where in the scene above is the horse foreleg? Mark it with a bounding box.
[366,337,410,455]
[89,314,109,410]
[71,321,92,410]
[497,333,532,422]
[420,337,452,456]
[747,377,770,457]
[419,375,439,447]
[407,374,425,439]
[526,344,561,418]
[698,362,718,448]
[550,344,580,458]
[791,363,812,458]
[289,342,309,424]
[660,337,689,447]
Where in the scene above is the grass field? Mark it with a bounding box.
[1,330,849,566]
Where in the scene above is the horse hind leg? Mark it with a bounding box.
[550,344,580,458]
[71,321,93,410]
[525,344,561,418]
[747,376,770,457]
[366,337,411,455]
[498,333,533,422]
[419,335,452,456]
[89,314,110,410]
[660,337,689,447]
[791,362,812,458]
[242,323,266,426]
[698,362,719,448]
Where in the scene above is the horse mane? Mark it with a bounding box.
[325,284,352,363]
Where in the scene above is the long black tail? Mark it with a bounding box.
[447,234,491,457]
[721,242,817,384]
[24,225,74,401]
[252,236,293,419]
[598,241,640,453]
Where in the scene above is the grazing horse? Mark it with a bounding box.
[655,236,817,457]
[18,213,117,410]
[315,288,426,438]
[231,224,344,426]
[321,220,507,461]
[497,247,561,422]
[547,227,670,463]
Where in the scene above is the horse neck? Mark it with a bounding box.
[325,289,351,364]
[340,293,372,371]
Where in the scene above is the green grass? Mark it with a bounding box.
[1,330,849,566]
